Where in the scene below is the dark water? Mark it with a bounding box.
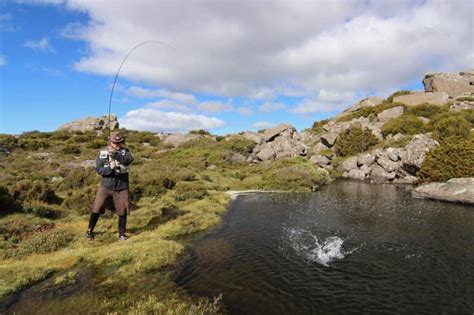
[176,180,474,314]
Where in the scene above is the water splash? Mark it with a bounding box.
[283,227,348,267]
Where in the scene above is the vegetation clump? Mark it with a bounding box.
[310,119,330,135]
[418,137,474,182]
[382,115,426,137]
[431,113,471,140]
[335,125,379,157]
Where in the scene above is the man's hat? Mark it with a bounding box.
[108,132,125,143]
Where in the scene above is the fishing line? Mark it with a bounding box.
[107,40,175,136]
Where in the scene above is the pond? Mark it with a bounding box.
[175,180,474,314]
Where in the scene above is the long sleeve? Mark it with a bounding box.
[113,149,133,166]
[96,151,113,176]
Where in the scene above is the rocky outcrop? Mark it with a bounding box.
[341,134,438,183]
[59,115,119,132]
[393,92,449,106]
[423,70,474,98]
[248,124,308,162]
[377,106,404,123]
[336,96,384,119]
[450,94,474,111]
[157,133,203,147]
[413,178,474,205]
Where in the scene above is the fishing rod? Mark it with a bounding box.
[107,40,175,137]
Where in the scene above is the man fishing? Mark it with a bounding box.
[85,131,133,241]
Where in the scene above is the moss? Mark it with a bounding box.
[418,137,474,182]
[335,125,379,157]
[382,115,426,137]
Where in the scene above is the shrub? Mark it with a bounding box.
[87,139,107,149]
[189,129,211,136]
[12,180,61,204]
[174,181,208,201]
[405,103,448,118]
[431,114,471,140]
[220,136,255,156]
[418,137,474,182]
[61,167,98,190]
[0,134,19,151]
[384,90,411,104]
[335,125,379,157]
[382,115,426,137]
[22,202,61,219]
[261,163,328,192]
[62,144,81,154]
[311,119,330,135]
[0,186,19,213]
[18,139,50,151]
[13,228,74,258]
[62,186,97,215]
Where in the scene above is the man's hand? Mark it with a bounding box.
[110,160,118,169]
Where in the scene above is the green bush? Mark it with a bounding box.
[0,186,19,213]
[335,125,379,157]
[0,135,19,151]
[418,137,474,182]
[382,115,426,137]
[62,186,97,215]
[174,181,208,201]
[22,202,61,219]
[431,114,471,140]
[61,167,98,190]
[311,119,330,135]
[384,90,411,104]
[220,136,255,156]
[13,228,74,258]
[18,139,50,151]
[189,129,211,136]
[87,139,107,149]
[62,144,81,154]
[261,163,328,192]
[405,103,448,118]
[12,180,61,204]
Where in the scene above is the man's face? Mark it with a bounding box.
[110,141,122,149]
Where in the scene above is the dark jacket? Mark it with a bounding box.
[96,146,133,191]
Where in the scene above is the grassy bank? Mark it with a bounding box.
[0,130,328,313]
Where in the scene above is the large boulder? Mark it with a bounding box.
[336,96,384,119]
[423,70,474,98]
[161,133,202,147]
[310,154,331,167]
[263,124,293,142]
[342,156,358,172]
[59,115,119,132]
[320,132,339,147]
[370,164,396,181]
[343,169,366,180]
[256,147,276,161]
[241,131,264,145]
[412,178,474,205]
[377,106,404,123]
[393,92,449,106]
[402,134,439,175]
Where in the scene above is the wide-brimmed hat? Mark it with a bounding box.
[108,132,125,143]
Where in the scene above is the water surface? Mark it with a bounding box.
[176,180,474,314]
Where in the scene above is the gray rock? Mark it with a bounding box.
[370,164,396,181]
[393,175,418,184]
[423,70,474,98]
[412,178,474,204]
[343,169,366,180]
[386,147,401,162]
[320,132,339,147]
[310,154,331,167]
[59,115,119,132]
[418,116,430,124]
[360,165,371,175]
[242,131,264,145]
[225,152,247,164]
[80,160,96,168]
[377,106,404,123]
[402,134,439,175]
[163,133,201,147]
[312,142,330,155]
[357,152,375,167]
[336,96,384,120]
[394,92,449,106]
[342,156,358,172]
[377,154,401,173]
[256,147,276,161]
[263,124,293,142]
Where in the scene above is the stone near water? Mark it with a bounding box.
[412,178,474,205]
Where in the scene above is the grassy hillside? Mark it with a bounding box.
[0,129,328,313]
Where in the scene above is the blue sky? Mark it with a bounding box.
[0,0,472,135]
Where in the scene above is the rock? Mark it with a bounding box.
[342,156,358,172]
[241,131,264,145]
[263,124,293,142]
[450,94,474,111]
[357,152,375,167]
[310,154,331,167]
[225,152,247,164]
[386,148,401,162]
[312,142,330,155]
[360,165,371,175]
[336,96,384,119]
[418,116,430,124]
[162,133,201,147]
[320,132,339,147]
[59,115,119,132]
[370,164,396,181]
[393,92,449,106]
[80,160,96,168]
[0,145,11,157]
[377,106,404,123]
[343,169,366,180]
[376,154,401,173]
[423,70,474,98]
[412,178,474,204]
[402,134,439,175]
[393,175,418,184]
[256,147,276,161]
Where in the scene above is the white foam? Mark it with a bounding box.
[283,227,348,267]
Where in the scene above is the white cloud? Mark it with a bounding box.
[144,100,191,113]
[259,101,286,112]
[198,101,233,113]
[0,56,5,66]
[62,0,472,113]
[28,65,64,76]
[24,37,55,53]
[252,121,275,129]
[128,86,197,105]
[237,107,254,116]
[120,108,225,133]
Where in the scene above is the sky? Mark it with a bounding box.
[0,0,472,135]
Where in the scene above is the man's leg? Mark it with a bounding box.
[86,187,110,240]
[113,189,130,240]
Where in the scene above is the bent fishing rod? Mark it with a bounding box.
[107,40,175,137]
